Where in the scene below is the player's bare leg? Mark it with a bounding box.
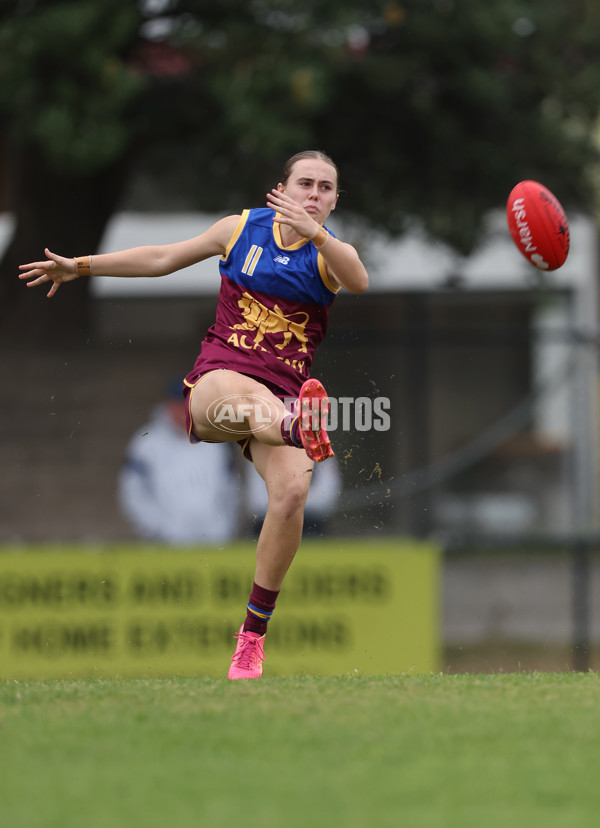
[228,441,313,679]
[188,369,288,445]
[187,370,326,679]
[188,370,335,463]
[250,440,313,589]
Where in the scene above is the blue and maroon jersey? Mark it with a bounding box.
[184,208,339,398]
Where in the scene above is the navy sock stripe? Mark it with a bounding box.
[247,602,274,621]
[289,416,303,447]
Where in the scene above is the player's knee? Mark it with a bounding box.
[266,475,310,520]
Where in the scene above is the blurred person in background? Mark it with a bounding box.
[118,381,242,545]
[119,381,342,544]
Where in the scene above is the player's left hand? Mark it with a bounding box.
[18,248,79,298]
[267,189,319,240]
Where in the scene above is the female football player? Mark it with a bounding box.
[19,150,369,679]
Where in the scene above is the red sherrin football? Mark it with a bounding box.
[506,180,570,271]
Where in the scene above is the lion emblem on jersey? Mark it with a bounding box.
[233,292,309,353]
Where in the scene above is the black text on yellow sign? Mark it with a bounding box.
[0,540,440,678]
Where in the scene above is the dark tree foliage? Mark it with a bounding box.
[1,0,599,342]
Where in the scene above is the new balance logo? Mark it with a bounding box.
[274,254,290,265]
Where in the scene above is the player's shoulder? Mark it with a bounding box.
[223,209,275,254]
[222,208,271,240]
[246,207,274,227]
[215,213,244,233]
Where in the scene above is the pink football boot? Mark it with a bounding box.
[297,378,334,463]
[228,626,266,680]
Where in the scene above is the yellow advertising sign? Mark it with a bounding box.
[0,540,440,678]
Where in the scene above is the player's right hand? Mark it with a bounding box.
[18,248,79,297]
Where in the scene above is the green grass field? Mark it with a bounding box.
[2,672,600,828]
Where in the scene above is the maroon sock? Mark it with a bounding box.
[244,582,280,635]
[281,415,302,448]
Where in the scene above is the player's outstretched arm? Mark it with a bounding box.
[18,214,241,298]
